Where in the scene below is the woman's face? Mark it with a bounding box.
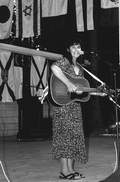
[69,44,84,58]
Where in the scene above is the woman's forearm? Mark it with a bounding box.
[51,65,70,86]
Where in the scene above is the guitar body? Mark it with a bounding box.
[49,72,91,106]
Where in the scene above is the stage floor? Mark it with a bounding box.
[0,135,119,182]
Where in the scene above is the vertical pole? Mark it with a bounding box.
[22,55,31,98]
[114,72,120,170]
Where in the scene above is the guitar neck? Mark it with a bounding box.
[82,87,98,93]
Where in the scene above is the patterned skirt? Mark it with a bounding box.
[52,102,86,163]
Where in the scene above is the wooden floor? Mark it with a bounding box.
[0,135,119,182]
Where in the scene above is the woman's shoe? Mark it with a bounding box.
[73,172,85,178]
[59,172,83,180]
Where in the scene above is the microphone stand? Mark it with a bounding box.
[99,65,120,182]
[108,66,120,171]
[98,57,120,171]
[81,55,120,170]
[83,52,120,182]
[96,55,120,168]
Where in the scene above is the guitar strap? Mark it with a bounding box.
[81,65,105,86]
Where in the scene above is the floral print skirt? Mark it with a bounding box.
[52,102,86,163]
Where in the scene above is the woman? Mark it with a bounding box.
[51,37,87,180]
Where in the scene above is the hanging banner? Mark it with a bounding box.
[30,56,48,97]
[42,0,68,17]
[100,0,119,26]
[0,0,14,39]
[75,0,96,31]
[41,0,68,36]
[101,0,119,9]
[14,54,23,100]
[14,66,23,100]
[0,51,15,102]
[15,0,41,38]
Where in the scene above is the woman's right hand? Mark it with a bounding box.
[67,82,78,93]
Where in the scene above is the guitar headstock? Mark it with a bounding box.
[97,85,120,97]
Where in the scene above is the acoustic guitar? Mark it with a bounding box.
[49,72,107,106]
